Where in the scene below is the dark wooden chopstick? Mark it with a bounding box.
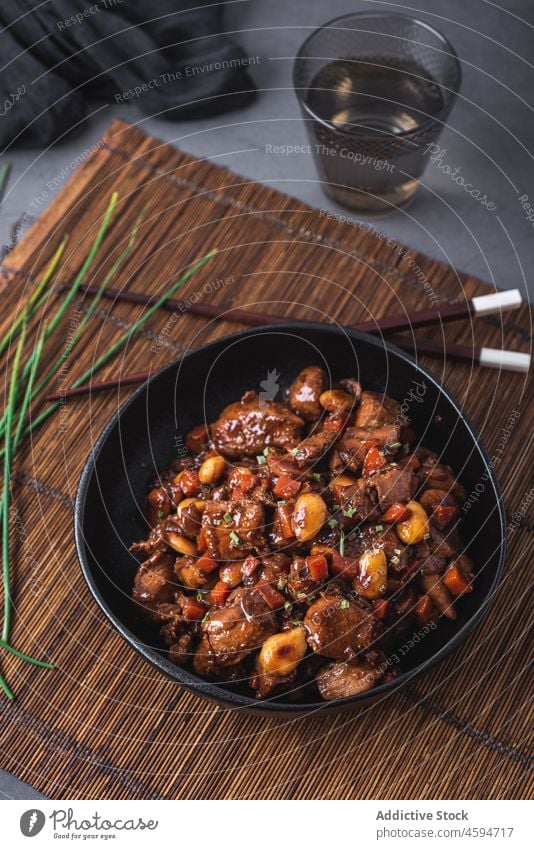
[46,336,529,402]
[44,371,152,401]
[66,284,522,335]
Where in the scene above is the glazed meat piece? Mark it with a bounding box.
[211,391,303,458]
[332,424,400,473]
[288,366,327,421]
[354,390,401,429]
[334,477,380,523]
[419,456,466,501]
[316,661,383,701]
[428,524,461,560]
[258,552,291,585]
[169,633,194,665]
[370,464,417,512]
[132,551,176,614]
[292,429,337,467]
[202,499,266,560]
[420,574,456,620]
[193,588,277,677]
[304,596,381,659]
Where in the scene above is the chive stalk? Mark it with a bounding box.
[0,638,55,669]
[2,321,27,642]
[23,248,217,438]
[0,237,67,362]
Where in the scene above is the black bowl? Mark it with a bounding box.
[75,323,506,714]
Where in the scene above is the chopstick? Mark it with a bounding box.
[388,336,530,372]
[46,338,530,402]
[44,371,151,401]
[67,284,522,335]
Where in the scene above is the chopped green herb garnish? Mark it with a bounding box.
[202,613,210,623]
[423,533,431,540]
[343,507,357,518]
[277,579,286,591]
[223,512,233,523]
[340,599,350,609]
[212,518,222,526]
[263,447,270,456]
[196,593,203,602]
[327,518,338,529]
[291,620,302,627]
[375,524,384,532]
[389,441,402,450]
[156,510,165,522]
[394,548,402,555]
[297,592,307,599]
[256,455,267,465]
[277,500,287,507]
[284,601,292,612]
[312,472,322,481]
[390,555,400,565]
[229,531,241,545]
[339,530,345,556]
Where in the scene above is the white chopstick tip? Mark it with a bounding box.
[472,289,522,315]
[479,348,531,373]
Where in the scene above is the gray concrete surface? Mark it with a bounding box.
[0,0,532,800]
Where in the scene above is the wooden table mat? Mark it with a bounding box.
[0,119,531,800]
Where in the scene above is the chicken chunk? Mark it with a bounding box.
[370,464,417,512]
[288,366,327,421]
[132,551,176,614]
[354,390,401,429]
[332,424,400,473]
[211,391,303,458]
[304,596,381,660]
[202,499,266,560]
[334,477,380,523]
[193,588,277,677]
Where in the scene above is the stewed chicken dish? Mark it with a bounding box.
[130,367,473,702]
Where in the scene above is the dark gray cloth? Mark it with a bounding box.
[0,0,256,149]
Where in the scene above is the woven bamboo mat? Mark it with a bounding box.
[0,119,531,800]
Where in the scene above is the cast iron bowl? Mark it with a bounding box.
[75,323,505,714]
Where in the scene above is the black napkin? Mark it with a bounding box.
[0,0,256,149]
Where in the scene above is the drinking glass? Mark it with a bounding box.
[293,12,461,214]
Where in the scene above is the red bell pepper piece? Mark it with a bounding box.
[196,554,218,574]
[415,594,434,624]
[273,475,301,500]
[183,598,206,620]
[381,502,412,523]
[306,554,328,582]
[442,564,473,596]
[209,581,231,607]
[363,446,387,476]
[256,580,286,610]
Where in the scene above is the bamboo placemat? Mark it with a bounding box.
[0,119,531,800]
